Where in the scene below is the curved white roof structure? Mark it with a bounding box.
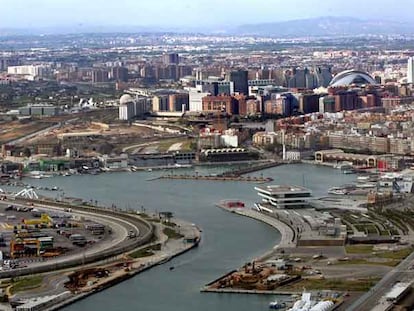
[329,70,377,87]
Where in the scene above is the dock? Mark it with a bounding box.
[200,287,299,295]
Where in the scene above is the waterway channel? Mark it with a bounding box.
[13,164,356,310]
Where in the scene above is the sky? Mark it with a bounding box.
[0,0,413,30]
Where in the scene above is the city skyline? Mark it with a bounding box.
[1,0,413,31]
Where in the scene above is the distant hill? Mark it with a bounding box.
[234,16,414,37]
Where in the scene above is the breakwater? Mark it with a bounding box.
[159,174,273,182]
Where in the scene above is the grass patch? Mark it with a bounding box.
[10,276,43,294]
[376,248,414,260]
[345,245,374,254]
[129,244,162,258]
[157,137,196,153]
[334,258,399,267]
[163,227,184,239]
[281,278,379,292]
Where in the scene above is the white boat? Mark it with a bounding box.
[269,300,286,309]
[174,163,192,168]
[355,183,376,189]
[327,187,348,195]
[334,161,353,169]
[357,175,370,182]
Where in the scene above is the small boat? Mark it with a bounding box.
[147,168,153,172]
[327,187,348,195]
[357,175,370,182]
[355,183,376,189]
[269,300,286,309]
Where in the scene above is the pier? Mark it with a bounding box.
[220,161,285,177]
[158,161,285,182]
[159,174,273,183]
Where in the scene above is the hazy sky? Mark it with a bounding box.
[1,0,412,29]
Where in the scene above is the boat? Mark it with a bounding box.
[357,174,378,182]
[269,300,286,309]
[334,161,353,170]
[174,163,192,168]
[357,175,370,182]
[355,183,376,189]
[327,187,348,195]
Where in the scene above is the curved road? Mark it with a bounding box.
[0,199,151,278]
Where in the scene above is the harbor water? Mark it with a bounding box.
[14,164,356,311]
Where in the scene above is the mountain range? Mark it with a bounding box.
[234,16,414,37]
[1,17,414,37]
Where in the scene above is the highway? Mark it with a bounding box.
[347,249,414,310]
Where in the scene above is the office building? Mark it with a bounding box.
[229,70,249,95]
[195,80,233,95]
[255,185,313,209]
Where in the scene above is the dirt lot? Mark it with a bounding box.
[0,120,53,144]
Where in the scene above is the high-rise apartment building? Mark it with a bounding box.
[408,57,414,84]
[111,66,128,82]
[162,53,179,65]
[92,69,109,83]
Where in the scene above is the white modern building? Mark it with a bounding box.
[7,65,48,79]
[408,57,414,84]
[255,185,312,209]
[188,86,210,111]
[119,94,151,120]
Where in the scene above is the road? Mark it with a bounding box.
[0,199,151,278]
[347,249,414,310]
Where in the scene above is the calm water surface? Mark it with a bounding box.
[17,164,355,311]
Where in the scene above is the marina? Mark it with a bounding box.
[0,164,372,311]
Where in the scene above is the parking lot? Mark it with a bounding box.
[0,202,111,270]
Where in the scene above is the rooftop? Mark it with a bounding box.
[255,184,311,195]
